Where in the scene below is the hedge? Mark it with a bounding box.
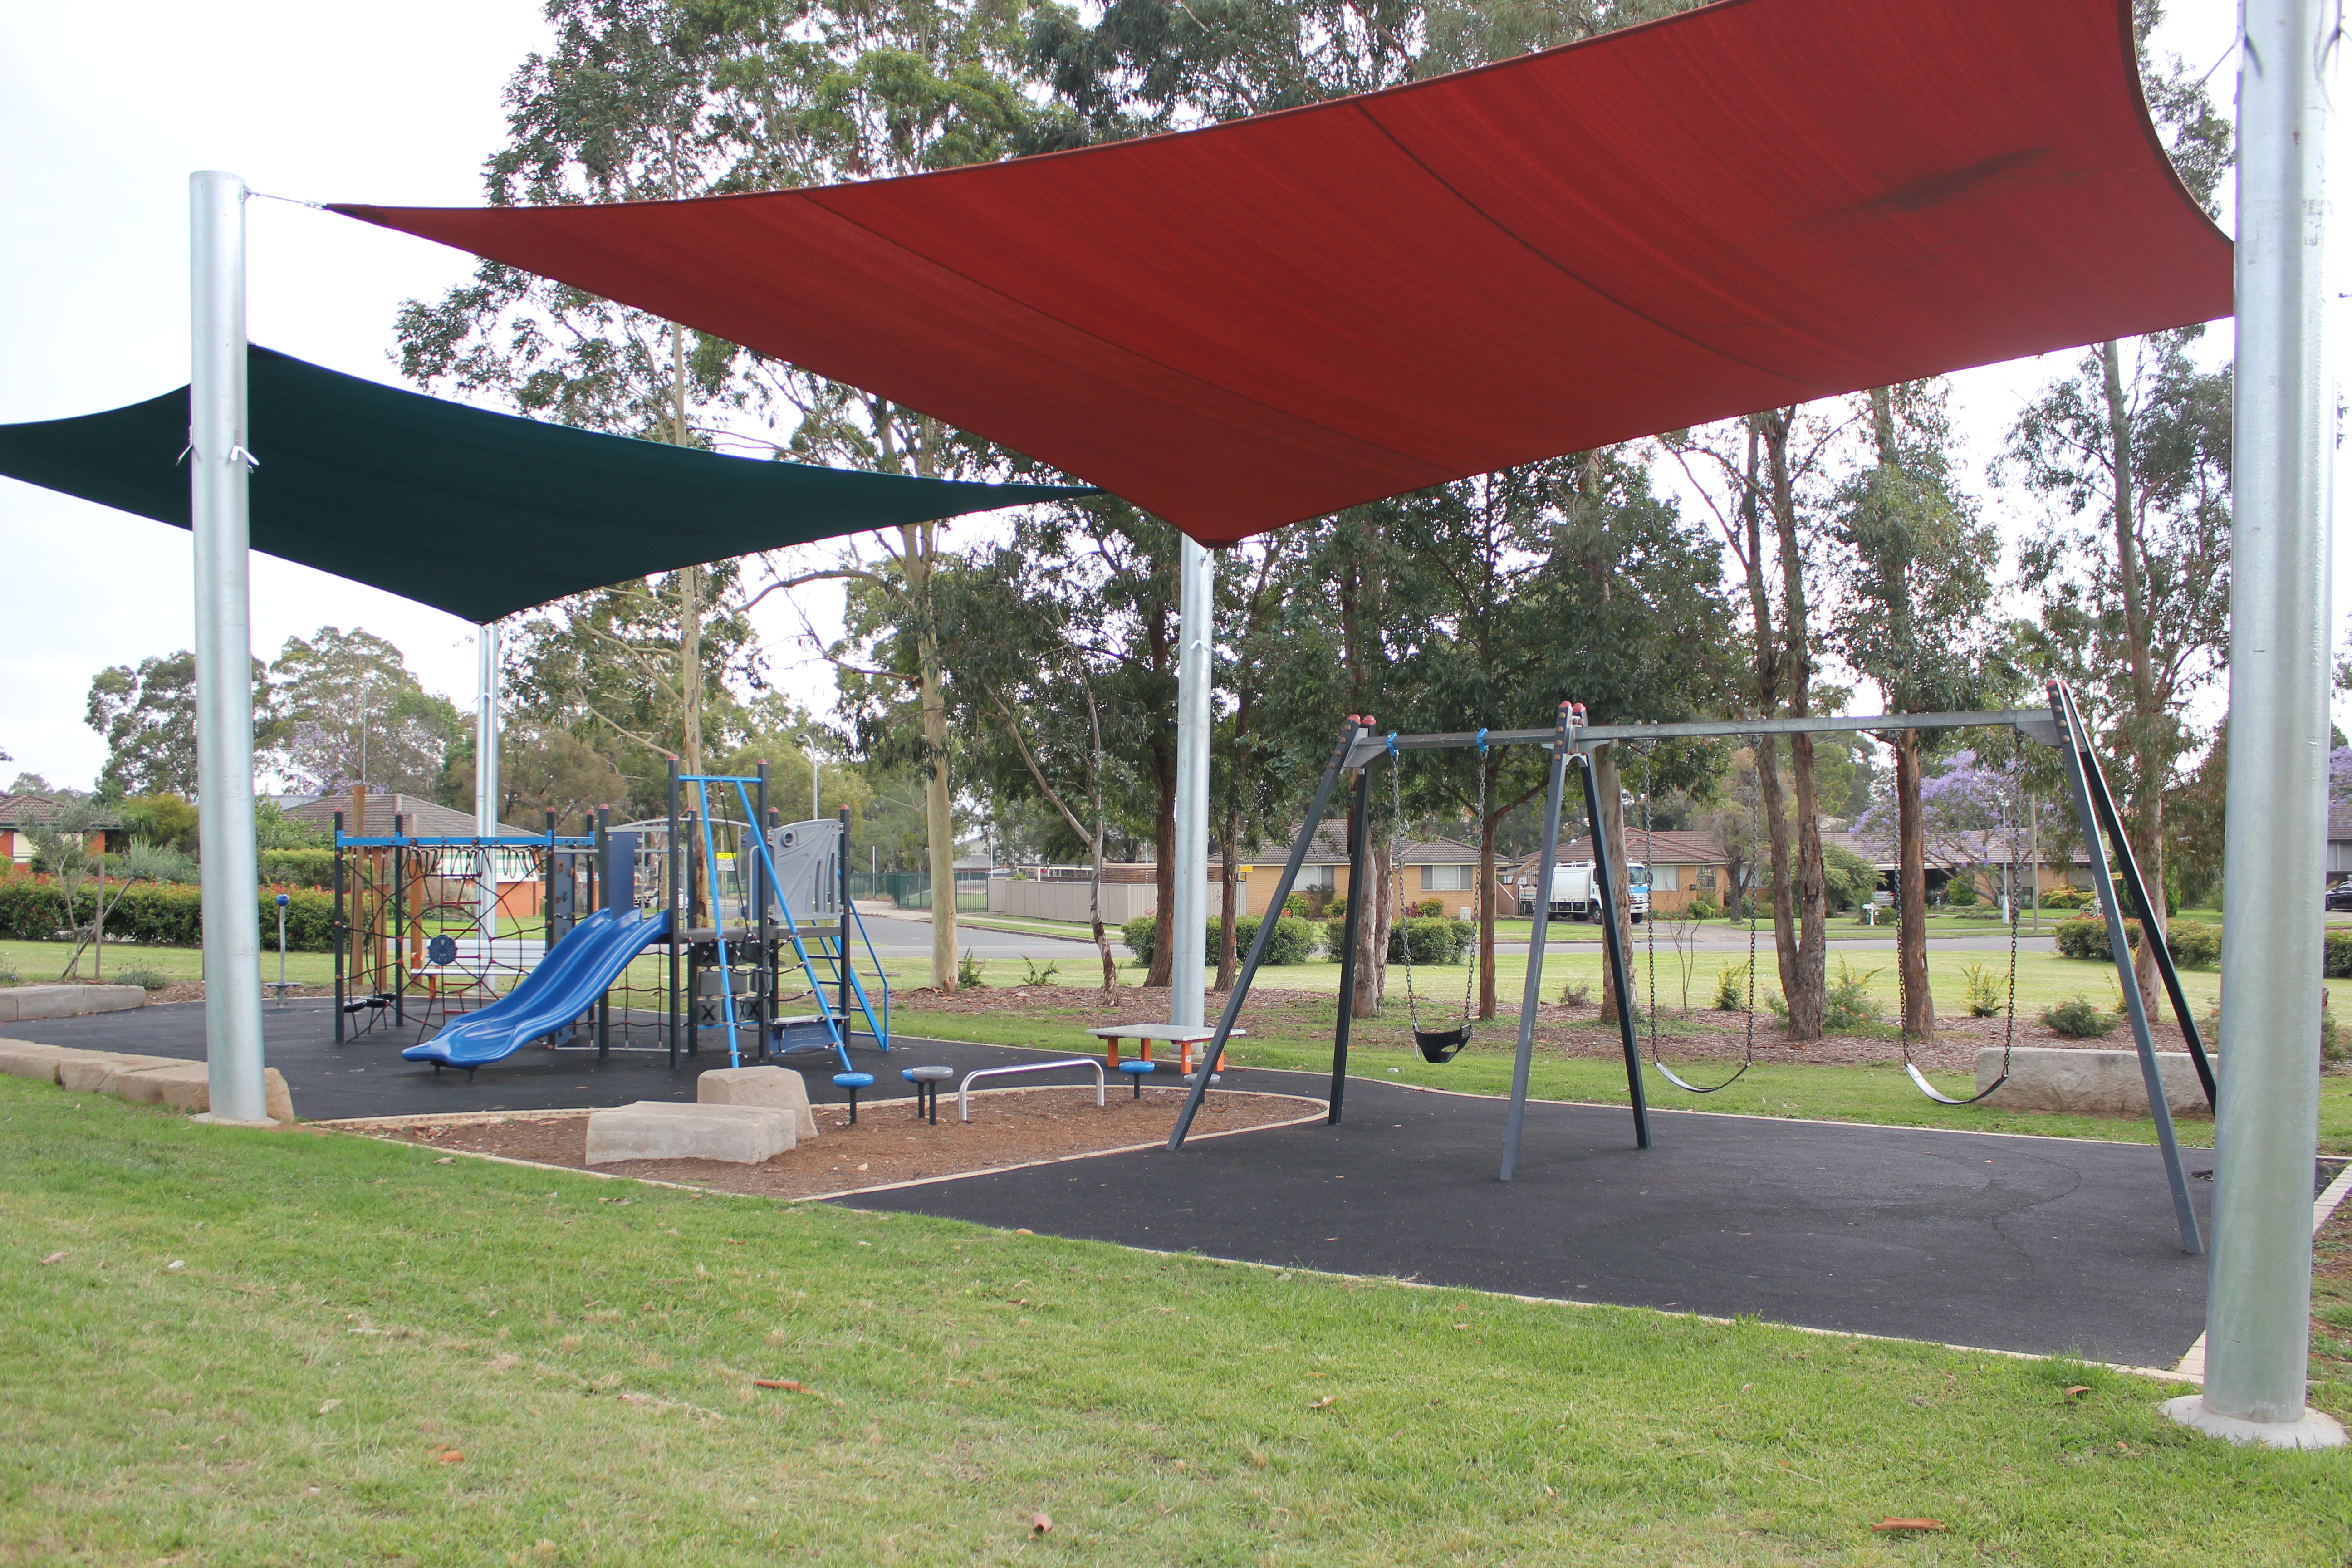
[2329,928,2352,980]
[2053,915,2220,969]
[1121,913,1316,967]
[0,877,335,951]
[1390,916,1473,965]
[258,848,335,889]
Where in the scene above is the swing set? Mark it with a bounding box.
[1167,679,2218,1254]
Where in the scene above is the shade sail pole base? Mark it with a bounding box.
[191,169,266,1125]
[1169,537,1212,1029]
[2184,0,2336,1441]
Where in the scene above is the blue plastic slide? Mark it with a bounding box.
[402,907,670,1070]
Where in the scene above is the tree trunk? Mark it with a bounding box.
[1217,807,1240,990]
[2099,340,2166,1019]
[1733,419,1799,1014]
[1352,836,1392,1020]
[1090,828,1115,997]
[1595,745,1636,1026]
[1760,409,1826,1040]
[1896,727,1934,1038]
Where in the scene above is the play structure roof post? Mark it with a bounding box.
[1170,538,1214,1027]
[189,170,269,1124]
[475,619,503,937]
[2176,0,2347,1450]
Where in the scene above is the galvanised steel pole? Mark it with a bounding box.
[1169,536,1214,1028]
[2168,0,2345,1449]
[475,619,501,939]
[190,171,268,1124]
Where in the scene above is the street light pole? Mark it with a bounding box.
[2167,0,2345,1449]
[189,170,267,1124]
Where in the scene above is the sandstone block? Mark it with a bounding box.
[56,1053,183,1093]
[109,1063,295,1123]
[1977,1045,2213,1117]
[0,1040,78,1083]
[0,985,146,1022]
[585,1101,795,1166]
[697,1065,818,1140]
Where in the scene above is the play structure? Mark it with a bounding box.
[329,760,892,1078]
[1170,679,2218,1254]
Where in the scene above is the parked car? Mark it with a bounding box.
[2328,878,2352,912]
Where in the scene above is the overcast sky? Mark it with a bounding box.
[0,0,2326,792]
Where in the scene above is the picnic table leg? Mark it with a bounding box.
[1104,1036,1121,1072]
[1179,1039,1194,1077]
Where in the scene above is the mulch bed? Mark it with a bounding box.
[897,983,2215,1076]
[342,1086,1318,1200]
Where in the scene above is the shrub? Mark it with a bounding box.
[1559,978,1592,1007]
[1323,919,1351,959]
[114,965,173,992]
[1019,956,1059,986]
[1282,891,1312,917]
[2043,995,2114,1039]
[0,878,332,951]
[1225,915,1315,966]
[2166,920,2220,969]
[1121,915,1157,967]
[1823,960,1883,1030]
[257,848,334,889]
[1688,899,1717,921]
[2329,928,2352,980]
[956,948,986,988]
[2038,887,2091,910]
[1416,898,1446,918]
[1960,961,2003,1018]
[2053,916,2125,959]
[0,965,17,986]
[1388,917,1467,965]
[1944,877,1979,907]
[1713,962,1748,1012]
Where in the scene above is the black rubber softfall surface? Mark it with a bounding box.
[10,1002,2221,1364]
[839,1075,2218,1367]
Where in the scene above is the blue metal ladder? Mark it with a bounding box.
[681,774,890,1072]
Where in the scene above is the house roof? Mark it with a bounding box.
[1289,824,1484,866]
[0,794,122,832]
[1513,830,1728,871]
[288,791,534,840]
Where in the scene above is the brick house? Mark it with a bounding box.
[0,794,122,869]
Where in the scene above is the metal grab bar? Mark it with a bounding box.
[957,1058,1105,1122]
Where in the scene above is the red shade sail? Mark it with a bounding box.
[333,0,2229,544]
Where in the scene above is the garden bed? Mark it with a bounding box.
[333,1084,1321,1199]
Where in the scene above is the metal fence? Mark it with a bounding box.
[848,870,990,912]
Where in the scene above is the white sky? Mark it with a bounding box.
[0,0,2332,791]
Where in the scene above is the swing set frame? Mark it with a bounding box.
[1165,680,2218,1254]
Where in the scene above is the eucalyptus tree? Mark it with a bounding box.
[2003,334,2230,1018]
[86,651,269,802]
[396,0,1060,990]
[931,536,1150,993]
[1830,381,2001,1039]
[262,627,465,799]
[1984,1,2234,1019]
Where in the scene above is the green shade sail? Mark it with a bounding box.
[0,346,1092,624]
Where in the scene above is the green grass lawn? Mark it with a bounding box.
[906,946,2344,1024]
[892,994,2352,1154]
[5,1078,2346,1565]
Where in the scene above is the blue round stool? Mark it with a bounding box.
[1118,1060,1156,1100]
[832,1071,876,1124]
[902,1065,955,1125]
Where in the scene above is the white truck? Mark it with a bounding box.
[1515,860,1650,923]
